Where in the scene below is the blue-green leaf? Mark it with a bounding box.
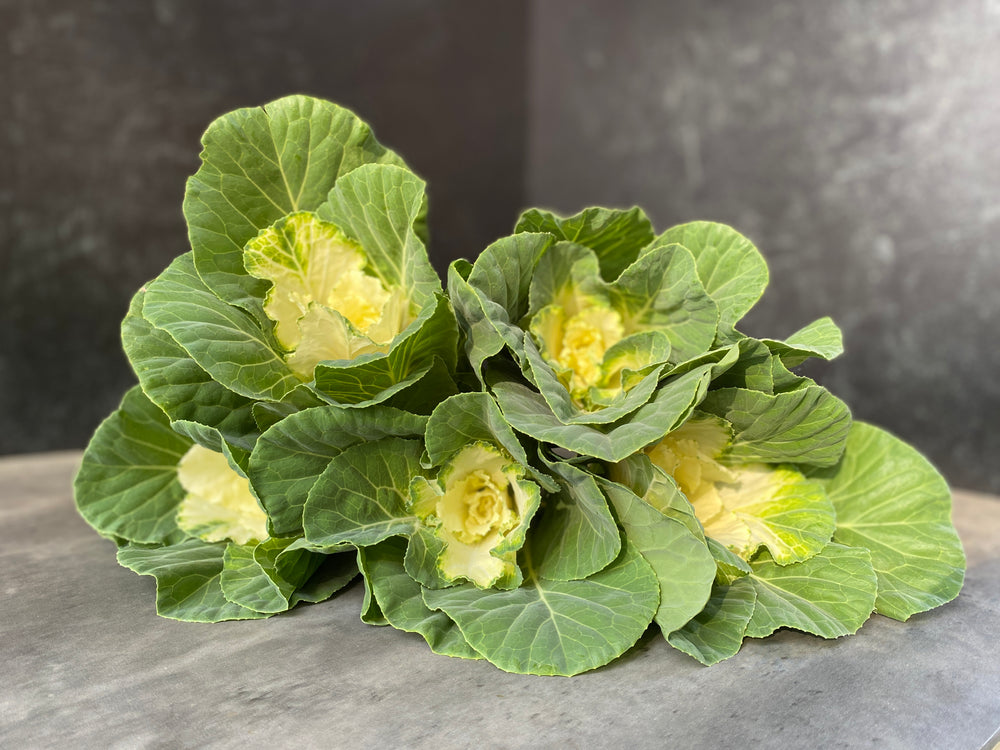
[808,422,966,621]
[303,438,423,547]
[117,540,268,622]
[74,386,190,545]
[358,537,482,660]
[422,540,659,676]
[185,95,408,317]
[657,221,768,333]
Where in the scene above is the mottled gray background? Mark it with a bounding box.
[3,1,998,493]
[1,0,528,459]
[527,0,1000,492]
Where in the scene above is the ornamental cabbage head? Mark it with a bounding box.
[243,211,414,379]
[74,386,351,622]
[126,96,457,446]
[411,442,539,588]
[645,413,835,565]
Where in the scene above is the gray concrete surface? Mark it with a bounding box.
[2,451,999,749]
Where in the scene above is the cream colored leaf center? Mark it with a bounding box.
[175,444,268,546]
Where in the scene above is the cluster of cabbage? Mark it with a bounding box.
[75,96,964,675]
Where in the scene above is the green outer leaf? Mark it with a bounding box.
[219,537,323,614]
[709,337,804,395]
[123,290,259,453]
[642,467,706,541]
[527,241,601,315]
[423,391,530,471]
[515,206,654,282]
[600,478,716,633]
[303,438,423,547]
[462,232,555,357]
[428,396,512,464]
[762,316,844,367]
[358,537,482,659]
[666,578,757,665]
[610,241,719,362]
[422,539,659,676]
[248,404,427,537]
[745,544,877,639]
[808,422,965,621]
[493,346,738,462]
[311,293,458,405]
[707,537,752,584]
[402,525,449,589]
[289,550,359,605]
[143,253,300,402]
[117,540,268,622]
[607,452,655,497]
[701,385,851,467]
[185,95,407,317]
[74,386,191,545]
[382,356,461,416]
[318,163,439,301]
[250,386,327,432]
[530,460,620,581]
[657,221,768,332]
[447,260,506,381]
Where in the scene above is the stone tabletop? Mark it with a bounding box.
[3,451,999,749]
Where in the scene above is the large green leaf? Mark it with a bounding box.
[808,422,965,621]
[530,460,620,581]
[700,385,851,467]
[219,537,323,614]
[762,316,844,367]
[709,337,804,395]
[460,232,555,359]
[248,404,427,537]
[515,206,654,282]
[492,347,738,461]
[600,478,716,633]
[526,241,602,315]
[447,260,507,381]
[642,467,707,541]
[185,95,407,317]
[657,221,768,333]
[358,537,482,659]
[303,438,423,547]
[424,391,519,464]
[117,540,268,622]
[745,544,878,638]
[122,290,259,453]
[423,391,556,490]
[74,386,190,545]
[142,253,300,402]
[666,578,757,665]
[312,294,458,406]
[610,241,718,362]
[422,539,659,676]
[381,356,461,415]
[318,163,439,303]
[289,550,359,604]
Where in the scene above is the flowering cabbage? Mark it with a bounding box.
[75,95,965,675]
[74,387,354,621]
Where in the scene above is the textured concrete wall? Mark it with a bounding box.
[528,0,1000,492]
[1,1,527,455]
